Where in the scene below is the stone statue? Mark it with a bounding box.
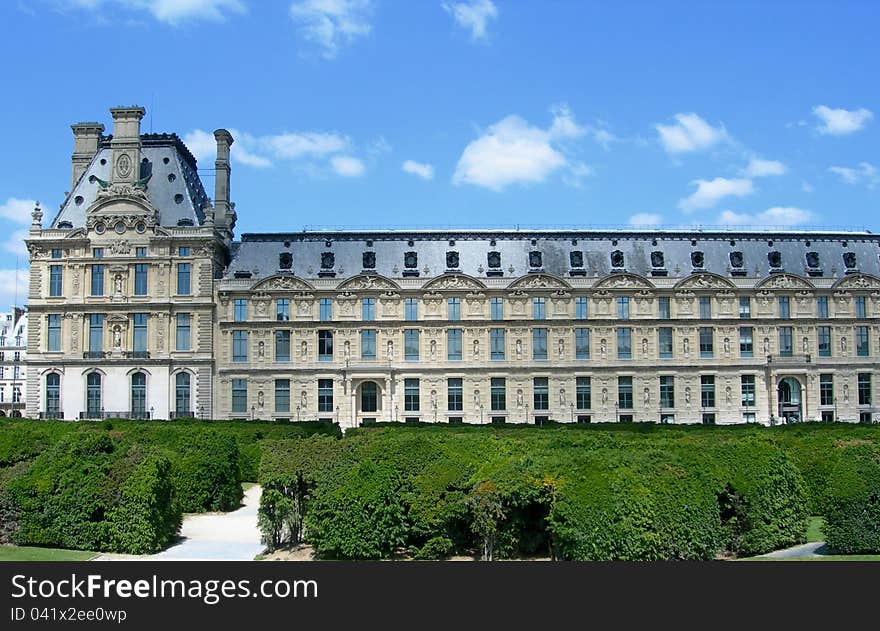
[683,337,689,356]
[431,389,437,409]
[344,340,351,360]
[516,338,523,359]
[601,388,608,405]
[725,386,732,404]
[600,338,607,358]
[258,390,264,409]
[685,386,691,405]
[387,340,394,361]
[559,387,566,406]
[258,340,265,358]
[301,340,308,359]
[113,325,122,349]
[559,338,565,357]
[473,389,481,408]
[430,339,437,360]
[803,337,809,354]
[844,383,849,403]
[301,390,307,409]
[473,339,480,358]
[517,389,524,408]
[642,338,648,355]
[723,337,730,354]
[763,337,770,354]
[643,387,650,405]
[841,337,847,354]
[114,274,123,294]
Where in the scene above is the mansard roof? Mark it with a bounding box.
[51,133,210,230]
[224,229,880,283]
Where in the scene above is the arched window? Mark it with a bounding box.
[175,372,191,417]
[131,372,147,418]
[86,372,102,418]
[46,373,61,418]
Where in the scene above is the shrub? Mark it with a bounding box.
[825,445,880,554]
[169,430,242,513]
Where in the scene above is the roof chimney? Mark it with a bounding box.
[109,106,145,185]
[213,129,234,234]
[70,122,104,189]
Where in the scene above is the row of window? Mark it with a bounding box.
[46,313,194,354]
[225,294,872,323]
[44,371,192,418]
[226,324,874,363]
[48,256,192,297]
[225,373,875,414]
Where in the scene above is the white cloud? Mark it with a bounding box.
[452,105,587,191]
[628,213,663,227]
[0,267,29,311]
[2,229,29,258]
[289,0,372,59]
[330,155,365,177]
[402,160,435,180]
[678,177,754,212]
[655,113,729,154]
[184,128,365,175]
[717,206,815,227]
[0,198,38,225]
[744,158,786,178]
[57,0,245,24]
[828,162,879,188]
[812,105,873,136]
[443,0,498,40]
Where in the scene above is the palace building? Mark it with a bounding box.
[25,106,880,427]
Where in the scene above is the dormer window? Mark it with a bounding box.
[446,251,460,269]
[610,250,624,268]
[768,251,782,268]
[279,252,293,270]
[730,251,744,268]
[843,252,857,269]
[487,251,501,268]
[177,218,194,227]
[321,252,335,269]
[404,251,418,269]
[806,252,820,268]
[529,251,543,268]
[362,251,376,269]
[233,271,252,279]
[570,251,584,268]
[691,251,704,268]
[651,251,665,268]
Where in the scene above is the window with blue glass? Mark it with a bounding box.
[658,327,673,359]
[135,247,147,258]
[779,296,790,319]
[778,326,793,357]
[232,330,248,362]
[132,313,147,354]
[318,330,333,361]
[490,297,503,321]
[91,264,104,296]
[490,328,505,360]
[658,297,670,320]
[617,296,629,320]
[176,313,191,351]
[699,327,714,358]
[739,297,751,319]
[817,296,829,320]
[320,298,333,321]
[275,330,290,362]
[134,263,148,295]
[617,327,632,359]
[532,328,548,360]
[405,298,419,321]
[178,247,190,257]
[739,327,753,358]
[404,329,420,360]
[447,297,461,321]
[533,297,546,320]
[361,329,377,359]
[575,296,588,320]
[575,328,590,359]
[362,298,375,321]
[49,265,63,297]
[817,326,831,357]
[447,329,462,360]
[234,299,247,322]
[856,296,867,319]
[177,263,191,295]
[276,299,290,321]
[856,326,870,356]
[47,314,61,352]
[699,296,712,319]
[232,379,247,414]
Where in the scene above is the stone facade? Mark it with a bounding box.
[24,107,880,428]
[0,308,27,417]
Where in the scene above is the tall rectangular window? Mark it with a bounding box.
[701,376,715,408]
[533,377,549,410]
[739,327,753,358]
[576,377,591,410]
[447,328,462,360]
[232,330,248,362]
[447,297,461,321]
[660,376,675,408]
[133,313,147,353]
[89,314,104,355]
[617,296,630,320]
[135,247,147,258]
[491,377,506,411]
[405,298,419,321]
[404,329,419,360]
[617,327,632,359]
[739,297,751,319]
[275,379,290,413]
[320,299,333,321]
[93,248,104,259]
[778,326,793,357]
[178,247,190,257]
[362,298,375,321]
[234,299,247,322]
[533,297,546,320]
[779,296,790,319]
[817,296,829,320]
[532,328,548,360]
[575,296,588,320]
[817,326,832,357]
[405,378,420,411]
[699,296,711,319]
[51,248,63,259]
[658,327,673,359]
[699,327,713,358]
[741,375,755,407]
[47,314,61,352]
[490,328,505,360]
[318,379,334,412]
[318,330,333,361]
[490,297,503,321]
[361,329,377,359]
[232,379,247,414]
[275,330,291,362]
[858,373,872,405]
[91,264,104,296]
[134,263,148,295]
[855,295,867,319]
[447,378,463,411]
[177,262,191,295]
[658,297,671,320]
[276,299,290,321]
[49,265,63,296]
[618,376,633,410]
[176,314,190,351]
[575,328,590,360]
[820,374,834,406]
[856,325,870,357]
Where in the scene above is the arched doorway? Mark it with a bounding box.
[778,377,802,423]
[360,381,379,414]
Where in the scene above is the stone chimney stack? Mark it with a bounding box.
[109,106,145,185]
[213,129,234,233]
[70,122,105,189]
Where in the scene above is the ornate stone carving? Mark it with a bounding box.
[675,273,735,291]
[252,275,314,292]
[423,274,486,291]
[338,274,400,292]
[757,273,813,290]
[833,273,880,291]
[593,273,653,290]
[508,273,571,291]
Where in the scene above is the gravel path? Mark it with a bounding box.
[94,485,264,561]
[760,541,827,558]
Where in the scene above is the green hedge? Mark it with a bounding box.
[825,445,880,554]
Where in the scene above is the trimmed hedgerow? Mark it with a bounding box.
[168,430,242,513]
[824,444,880,554]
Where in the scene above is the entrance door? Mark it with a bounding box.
[778,377,802,423]
[360,381,378,413]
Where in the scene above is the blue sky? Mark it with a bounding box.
[0,0,878,306]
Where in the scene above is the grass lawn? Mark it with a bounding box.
[806,516,825,543]
[0,545,98,561]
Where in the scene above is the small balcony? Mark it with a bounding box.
[126,351,151,359]
[83,351,107,359]
[767,353,811,365]
[78,410,152,420]
[169,410,196,420]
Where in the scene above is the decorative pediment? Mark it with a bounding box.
[674,272,736,291]
[251,274,315,292]
[337,273,400,292]
[592,273,654,291]
[507,273,571,291]
[831,273,880,291]
[422,273,487,291]
[756,273,815,291]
